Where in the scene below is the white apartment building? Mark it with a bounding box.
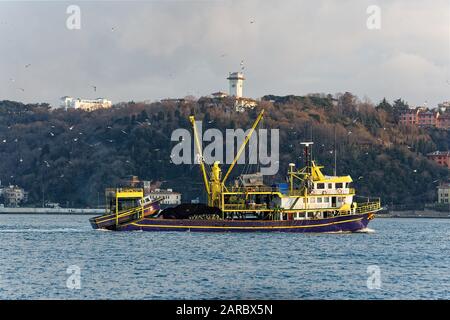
[60,96,112,111]
[145,189,182,205]
[2,185,28,207]
[438,183,450,204]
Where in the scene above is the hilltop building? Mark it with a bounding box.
[437,113,450,129]
[398,105,450,129]
[427,151,450,169]
[60,96,112,112]
[227,72,245,98]
[437,182,450,204]
[399,108,419,125]
[209,72,257,112]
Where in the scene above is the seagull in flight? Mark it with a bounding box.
[92,85,97,92]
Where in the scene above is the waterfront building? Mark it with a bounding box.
[427,151,450,169]
[437,182,450,204]
[2,185,28,207]
[60,96,112,111]
[145,188,181,205]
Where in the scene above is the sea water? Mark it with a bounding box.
[0,214,449,299]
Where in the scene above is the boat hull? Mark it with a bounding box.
[115,212,374,233]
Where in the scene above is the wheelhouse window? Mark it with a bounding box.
[336,183,343,189]
[317,183,325,189]
[328,183,332,189]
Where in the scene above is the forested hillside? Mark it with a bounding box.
[0,92,448,207]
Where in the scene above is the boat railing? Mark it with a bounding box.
[223,203,268,210]
[307,188,356,195]
[355,201,381,214]
[227,186,279,193]
[105,187,143,193]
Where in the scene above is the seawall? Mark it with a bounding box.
[0,207,104,215]
[377,209,450,219]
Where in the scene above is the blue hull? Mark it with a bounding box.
[115,212,374,233]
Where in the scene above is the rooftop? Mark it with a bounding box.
[427,151,450,157]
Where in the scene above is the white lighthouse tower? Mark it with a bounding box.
[227,72,245,98]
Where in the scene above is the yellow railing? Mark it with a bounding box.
[106,187,143,193]
[227,186,278,193]
[223,203,268,210]
[355,201,381,214]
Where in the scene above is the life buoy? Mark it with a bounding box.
[322,191,327,195]
[337,189,343,194]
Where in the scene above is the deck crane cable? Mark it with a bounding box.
[241,114,264,178]
[221,110,265,188]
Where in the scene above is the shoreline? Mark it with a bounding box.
[0,207,103,215]
[0,208,448,219]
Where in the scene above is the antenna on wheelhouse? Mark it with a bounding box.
[300,142,314,174]
[333,125,337,176]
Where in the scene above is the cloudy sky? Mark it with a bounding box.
[0,0,449,107]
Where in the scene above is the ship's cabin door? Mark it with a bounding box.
[331,197,336,207]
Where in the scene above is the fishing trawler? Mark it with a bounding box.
[90,109,381,232]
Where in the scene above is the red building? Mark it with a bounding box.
[399,108,419,125]
[417,110,438,127]
[437,113,450,129]
[427,151,450,169]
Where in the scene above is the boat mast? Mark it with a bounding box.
[334,124,337,176]
[301,142,313,174]
[189,116,211,203]
[300,142,314,193]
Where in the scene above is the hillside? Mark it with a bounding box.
[0,93,448,207]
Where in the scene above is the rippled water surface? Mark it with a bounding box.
[0,214,449,299]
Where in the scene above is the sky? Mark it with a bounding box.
[0,0,449,107]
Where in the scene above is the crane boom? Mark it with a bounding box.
[189,116,211,197]
[221,109,264,186]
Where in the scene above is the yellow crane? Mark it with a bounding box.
[189,109,265,211]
